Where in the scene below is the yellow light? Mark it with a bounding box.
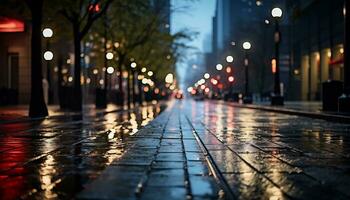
[68,76,73,82]
[271,59,277,74]
[148,71,153,76]
[165,73,174,84]
[122,71,128,78]
[141,67,147,73]
[93,69,98,74]
[138,75,144,80]
[340,48,344,54]
[327,51,332,58]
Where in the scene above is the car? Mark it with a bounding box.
[175,91,183,99]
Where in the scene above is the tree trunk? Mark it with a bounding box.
[57,54,64,108]
[28,0,48,117]
[117,55,125,105]
[138,74,143,104]
[127,69,131,108]
[132,70,136,105]
[71,24,83,111]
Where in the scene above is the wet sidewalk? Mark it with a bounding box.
[2,100,350,199]
[79,100,350,200]
[0,103,166,199]
[216,101,350,123]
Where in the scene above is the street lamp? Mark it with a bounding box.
[216,64,223,71]
[42,28,53,104]
[271,7,284,106]
[130,62,137,68]
[204,73,210,79]
[42,28,53,38]
[242,41,252,104]
[106,52,114,60]
[106,66,114,74]
[226,56,234,63]
[43,51,53,61]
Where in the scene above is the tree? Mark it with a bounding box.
[25,0,49,117]
[54,0,112,111]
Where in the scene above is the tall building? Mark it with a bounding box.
[209,0,290,96]
[287,0,345,100]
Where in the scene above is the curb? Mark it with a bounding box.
[215,101,350,124]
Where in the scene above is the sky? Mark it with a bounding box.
[171,0,216,52]
[171,0,216,88]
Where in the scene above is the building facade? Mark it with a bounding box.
[288,0,345,100]
[0,17,31,105]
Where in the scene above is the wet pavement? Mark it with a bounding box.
[1,100,350,199]
[0,103,165,199]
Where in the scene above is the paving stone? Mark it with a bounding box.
[140,186,187,200]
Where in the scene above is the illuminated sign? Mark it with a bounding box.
[0,17,25,32]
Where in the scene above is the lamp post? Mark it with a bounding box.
[130,62,137,105]
[42,28,53,104]
[242,42,252,104]
[271,7,284,106]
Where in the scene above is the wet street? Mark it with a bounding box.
[1,100,350,199]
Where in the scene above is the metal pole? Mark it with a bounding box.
[274,19,281,95]
[245,52,249,95]
[46,40,51,104]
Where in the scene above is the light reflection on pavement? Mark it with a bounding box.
[0,103,165,199]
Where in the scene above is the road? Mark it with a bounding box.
[1,100,350,199]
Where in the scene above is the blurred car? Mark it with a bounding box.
[175,91,183,99]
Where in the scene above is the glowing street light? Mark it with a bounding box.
[271,7,283,18]
[243,42,251,50]
[44,51,53,61]
[148,71,153,76]
[165,73,174,84]
[204,73,210,79]
[106,52,114,60]
[131,62,137,68]
[226,56,234,63]
[42,28,53,38]
[216,64,223,71]
[243,41,252,104]
[271,7,284,105]
[106,66,114,74]
[228,76,235,83]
